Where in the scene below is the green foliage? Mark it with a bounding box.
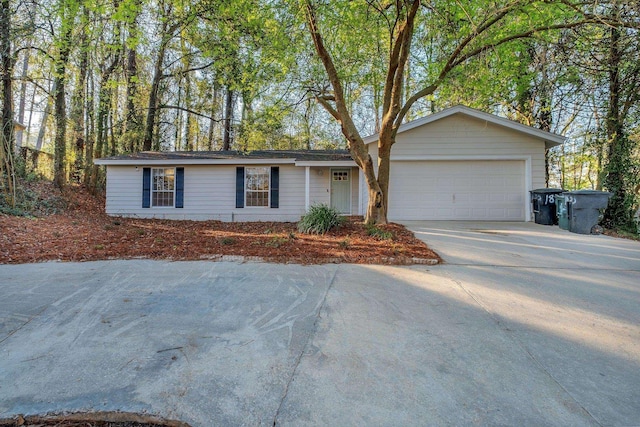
[297,204,345,235]
[365,224,393,240]
[266,235,289,248]
[220,237,236,245]
[0,182,66,217]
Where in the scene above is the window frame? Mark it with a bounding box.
[151,167,176,208]
[244,166,271,208]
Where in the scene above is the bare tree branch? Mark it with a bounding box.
[159,104,221,122]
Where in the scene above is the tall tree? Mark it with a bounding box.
[15,49,29,152]
[600,3,640,230]
[142,0,180,151]
[0,0,16,205]
[88,0,123,187]
[302,0,587,224]
[69,5,88,182]
[122,0,142,153]
[51,0,80,188]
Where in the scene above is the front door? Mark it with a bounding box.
[330,169,351,214]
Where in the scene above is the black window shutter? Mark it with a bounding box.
[236,167,245,208]
[142,167,151,208]
[270,167,279,208]
[175,167,184,208]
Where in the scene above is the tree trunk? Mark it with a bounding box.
[602,22,632,229]
[35,79,55,151]
[222,87,234,150]
[53,78,67,188]
[90,56,119,188]
[16,50,29,152]
[83,71,95,186]
[53,30,72,188]
[70,23,88,183]
[143,47,164,151]
[123,5,140,153]
[0,0,16,206]
[26,78,36,140]
[173,80,182,150]
[184,72,193,151]
[143,18,176,151]
[207,84,218,150]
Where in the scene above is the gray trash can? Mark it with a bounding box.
[556,194,569,230]
[564,190,612,234]
[530,188,564,225]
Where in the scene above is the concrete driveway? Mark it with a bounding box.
[1,222,639,426]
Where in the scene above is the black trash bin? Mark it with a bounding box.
[564,190,612,234]
[530,188,564,225]
[556,194,569,230]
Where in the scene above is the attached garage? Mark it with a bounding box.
[362,105,566,222]
[388,160,526,221]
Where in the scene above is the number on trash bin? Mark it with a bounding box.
[545,194,555,204]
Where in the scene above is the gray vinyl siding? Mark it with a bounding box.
[386,114,546,190]
[362,113,549,220]
[104,164,359,221]
[351,168,359,215]
[309,167,331,207]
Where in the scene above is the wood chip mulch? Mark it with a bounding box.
[0,411,190,426]
[0,184,441,265]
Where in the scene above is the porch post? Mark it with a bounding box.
[305,166,310,211]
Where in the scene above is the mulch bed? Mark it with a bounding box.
[0,412,190,427]
[0,183,440,265]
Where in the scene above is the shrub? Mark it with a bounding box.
[366,224,393,240]
[266,235,288,248]
[220,237,236,245]
[298,204,345,234]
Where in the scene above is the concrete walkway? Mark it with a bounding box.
[0,223,638,426]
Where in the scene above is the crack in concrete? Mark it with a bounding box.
[0,306,48,345]
[444,270,604,427]
[271,266,340,427]
[443,263,639,271]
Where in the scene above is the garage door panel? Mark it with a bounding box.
[453,208,472,218]
[507,208,523,217]
[389,160,525,221]
[472,208,488,217]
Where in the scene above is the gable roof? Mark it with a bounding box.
[363,105,566,148]
[93,149,355,166]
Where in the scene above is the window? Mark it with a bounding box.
[152,168,175,207]
[333,170,349,181]
[245,167,270,207]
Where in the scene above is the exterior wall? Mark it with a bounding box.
[104,164,359,222]
[309,167,331,207]
[387,114,546,190]
[307,166,360,215]
[350,167,359,215]
[363,113,549,220]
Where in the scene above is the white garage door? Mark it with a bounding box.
[388,160,526,221]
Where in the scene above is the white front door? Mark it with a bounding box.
[330,169,351,214]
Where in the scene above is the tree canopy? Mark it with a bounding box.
[0,0,638,228]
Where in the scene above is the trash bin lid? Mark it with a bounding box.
[564,190,612,196]
[530,188,564,194]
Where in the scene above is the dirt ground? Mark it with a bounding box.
[0,183,440,265]
[0,412,190,427]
